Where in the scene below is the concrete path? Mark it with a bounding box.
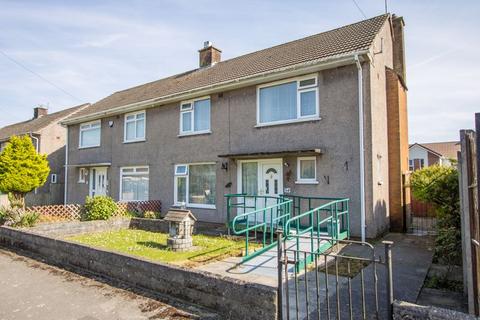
[198,233,434,320]
[0,247,219,320]
[196,235,334,287]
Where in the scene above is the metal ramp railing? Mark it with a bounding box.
[225,194,350,264]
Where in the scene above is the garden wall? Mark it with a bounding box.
[393,300,476,319]
[0,226,277,320]
[29,218,131,237]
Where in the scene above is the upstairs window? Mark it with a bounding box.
[79,121,101,148]
[258,75,318,125]
[180,97,211,135]
[124,111,146,142]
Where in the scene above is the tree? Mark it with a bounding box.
[0,135,50,208]
[410,165,461,267]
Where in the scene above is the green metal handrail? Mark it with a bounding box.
[225,193,282,232]
[280,194,345,220]
[284,197,350,270]
[227,194,292,262]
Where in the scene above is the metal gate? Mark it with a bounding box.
[277,232,393,320]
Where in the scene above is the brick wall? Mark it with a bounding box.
[386,67,410,231]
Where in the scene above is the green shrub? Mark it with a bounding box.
[83,196,118,221]
[15,211,39,227]
[0,135,50,208]
[410,165,461,267]
[143,211,159,219]
[0,206,39,227]
[0,206,9,225]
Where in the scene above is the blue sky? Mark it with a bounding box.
[0,0,478,142]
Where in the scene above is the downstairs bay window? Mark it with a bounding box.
[120,167,149,201]
[257,74,319,126]
[174,163,216,208]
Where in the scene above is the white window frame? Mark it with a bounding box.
[78,168,87,183]
[174,162,216,209]
[124,110,146,143]
[119,166,149,202]
[256,74,320,127]
[79,120,101,148]
[296,156,318,184]
[50,173,57,184]
[408,159,414,171]
[179,96,211,136]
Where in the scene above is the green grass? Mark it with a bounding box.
[67,229,256,267]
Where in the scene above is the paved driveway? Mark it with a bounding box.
[0,248,218,320]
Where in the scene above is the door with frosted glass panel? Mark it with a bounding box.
[259,163,282,224]
[89,167,107,197]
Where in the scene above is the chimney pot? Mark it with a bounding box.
[198,41,221,68]
[34,106,48,119]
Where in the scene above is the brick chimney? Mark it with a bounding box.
[198,41,221,68]
[34,106,48,119]
[392,15,406,84]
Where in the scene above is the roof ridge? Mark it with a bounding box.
[0,103,89,136]
[110,14,389,97]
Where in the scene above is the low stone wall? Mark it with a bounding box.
[129,218,168,233]
[29,218,131,237]
[393,300,476,319]
[0,226,277,320]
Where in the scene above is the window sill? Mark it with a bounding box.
[295,180,319,185]
[78,145,100,150]
[255,117,321,128]
[118,199,149,203]
[175,203,216,210]
[123,138,146,144]
[178,130,212,138]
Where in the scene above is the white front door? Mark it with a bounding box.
[259,162,282,199]
[238,159,283,222]
[89,167,108,197]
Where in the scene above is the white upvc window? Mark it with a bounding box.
[174,163,216,209]
[119,166,149,201]
[50,173,57,184]
[78,168,87,183]
[257,74,319,126]
[179,97,211,135]
[79,120,101,148]
[296,157,318,184]
[124,110,146,142]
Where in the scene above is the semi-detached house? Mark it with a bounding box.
[62,14,409,239]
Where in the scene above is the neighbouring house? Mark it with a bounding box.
[0,104,90,206]
[409,141,460,170]
[62,14,409,239]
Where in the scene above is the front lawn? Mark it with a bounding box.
[67,229,254,267]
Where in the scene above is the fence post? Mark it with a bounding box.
[383,240,394,319]
[277,229,284,320]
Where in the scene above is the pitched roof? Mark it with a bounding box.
[420,141,460,160]
[0,103,90,141]
[67,14,390,122]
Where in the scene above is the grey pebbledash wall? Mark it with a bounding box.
[393,300,476,320]
[0,226,277,320]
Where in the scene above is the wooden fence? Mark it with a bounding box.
[26,200,162,223]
